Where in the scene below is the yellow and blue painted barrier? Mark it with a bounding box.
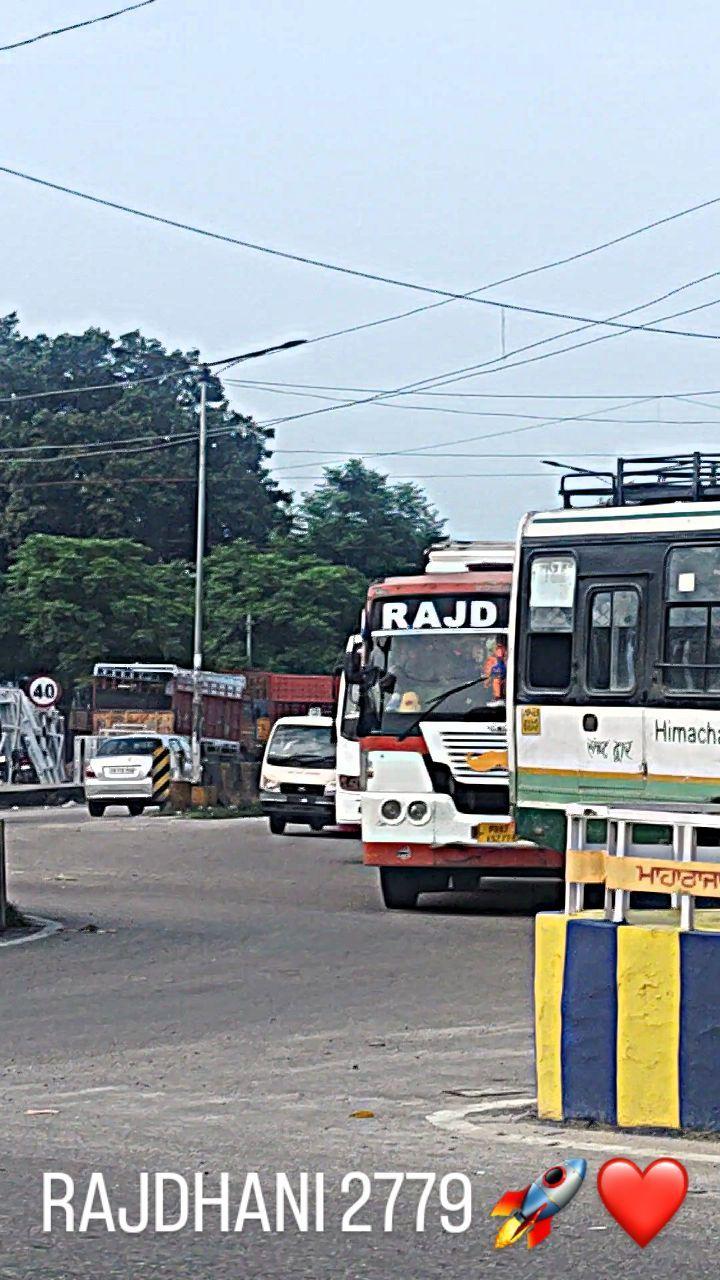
[535,912,720,1132]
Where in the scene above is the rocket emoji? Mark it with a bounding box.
[491,1158,587,1249]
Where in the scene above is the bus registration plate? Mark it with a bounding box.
[474,821,516,844]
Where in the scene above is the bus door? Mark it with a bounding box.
[575,575,647,799]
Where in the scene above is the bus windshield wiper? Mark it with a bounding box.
[396,674,490,742]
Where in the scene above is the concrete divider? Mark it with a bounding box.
[0,783,83,809]
[535,910,720,1132]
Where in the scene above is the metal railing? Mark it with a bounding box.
[564,802,720,931]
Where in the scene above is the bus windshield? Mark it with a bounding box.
[363,632,507,732]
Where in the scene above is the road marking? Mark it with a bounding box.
[288,1020,528,1046]
[0,912,62,948]
[428,1097,535,1131]
[427,1097,720,1165]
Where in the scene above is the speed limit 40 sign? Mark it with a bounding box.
[27,676,61,709]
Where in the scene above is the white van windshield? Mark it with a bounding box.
[266,725,335,769]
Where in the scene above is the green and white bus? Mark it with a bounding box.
[509,454,720,852]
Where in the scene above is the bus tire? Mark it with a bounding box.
[88,801,106,818]
[269,816,287,835]
[380,868,419,910]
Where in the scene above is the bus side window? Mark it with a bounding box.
[664,546,720,692]
[526,554,576,691]
[587,588,639,693]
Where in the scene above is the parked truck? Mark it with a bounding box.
[70,663,338,775]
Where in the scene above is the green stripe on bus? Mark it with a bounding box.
[517,770,720,804]
[530,506,720,527]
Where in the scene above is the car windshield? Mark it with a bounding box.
[363,632,507,732]
[266,724,335,769]
[96,736,162,756]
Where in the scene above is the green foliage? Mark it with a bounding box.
[297,459,445,580]
[6,534,193,684]
[0,318,451,682]
[0,316,290,564]
[204,538,367,673]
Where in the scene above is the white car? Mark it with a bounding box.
[84,733,191,816]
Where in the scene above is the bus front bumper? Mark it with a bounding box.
[361,792,562,870]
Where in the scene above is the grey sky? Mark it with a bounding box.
[3,0,720,538]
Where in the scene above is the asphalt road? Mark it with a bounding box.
[1,808,718,1279]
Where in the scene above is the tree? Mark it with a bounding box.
[5,534,193,685]
[0,317,291,564]
[297,459,445,580]
[204,538,367,673]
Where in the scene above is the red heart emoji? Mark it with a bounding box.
[597,1158,688,1247]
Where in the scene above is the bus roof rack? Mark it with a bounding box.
[557,453,720,508]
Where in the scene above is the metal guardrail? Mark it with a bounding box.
[564,802,720,932]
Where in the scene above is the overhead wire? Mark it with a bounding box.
[4,163,720,340]
[247,286,720,474]
[0,1,157,52]
[12,280,716,470]
[223,382,720,426]
[227,377,720,401]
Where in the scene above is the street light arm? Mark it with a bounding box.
[208,338,307,369]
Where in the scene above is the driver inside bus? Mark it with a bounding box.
[385,637,448,711]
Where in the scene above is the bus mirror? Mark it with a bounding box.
[343,649,362,683]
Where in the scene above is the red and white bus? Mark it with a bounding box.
[349,542,561,908]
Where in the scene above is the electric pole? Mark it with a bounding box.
[245,612,254,667]
[191,366,209,785]
[188,338,307,787]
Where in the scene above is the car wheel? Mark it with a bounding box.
[88,801,106,818]
[269,816,287,835]
[309,817,324,832]
[380,868,419,910]
[127,801,145,817]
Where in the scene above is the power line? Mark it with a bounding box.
[265,473,567,480]
[0,0,157,52]
[272,396,658,476]
[0,367,180,406]
[228,377,720,401]
[369,268,720,400]
[36,272,711,468]
[272,449,720,460]
[0,338,306,406]
[5,476,195,488]
[241,280,720,471]
[3,162,720,342]
[224,382,720,426]
[306,197,720,345]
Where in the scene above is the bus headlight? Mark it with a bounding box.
[380,798,404,823]
[407,799,431,825]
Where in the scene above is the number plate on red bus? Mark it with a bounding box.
[474,821,516,844]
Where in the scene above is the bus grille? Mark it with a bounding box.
[421,724,509,783]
